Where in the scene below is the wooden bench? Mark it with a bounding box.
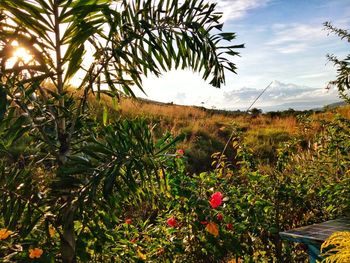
[279,218,350,262]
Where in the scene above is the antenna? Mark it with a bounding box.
[215,81,273,170]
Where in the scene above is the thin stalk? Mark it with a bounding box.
[53,0,67,164]
[53,2,76,263]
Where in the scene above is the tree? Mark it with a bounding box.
[324,22,350,101]
[0,0,242,262]
[249,107,262,117]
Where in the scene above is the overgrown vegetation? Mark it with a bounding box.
[0,1,349,262]
[103,96,350,172]
[0,0,242,262]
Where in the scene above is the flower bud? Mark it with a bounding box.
[167,217,177,227]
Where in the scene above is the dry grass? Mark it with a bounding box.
[65,89,350,141]
[105,97,350,140]
[120,98,208,120]
[65,90,350,171]
[50,85,350,134]
[315,105,350,120]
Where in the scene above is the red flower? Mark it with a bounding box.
[125,218,132,225]
[200,221,208,225]
[167,217,177,227]
[209,192,223,208]
[226,223,233,230]
[217,213,224,221]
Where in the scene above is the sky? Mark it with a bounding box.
[134,0,350,111]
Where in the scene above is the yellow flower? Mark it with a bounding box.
[206,222,219,237]
[29,248,43,259]
[49,226,55,237]
[137,249,147,260]
[0,228,13,240]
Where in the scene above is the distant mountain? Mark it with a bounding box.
[324,101,347,108]
[222,80,342,111]
[135,79,345,112]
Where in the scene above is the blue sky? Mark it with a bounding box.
[136,0,350,111]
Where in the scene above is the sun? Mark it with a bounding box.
[5,44,34,70]
[12,47,32,64]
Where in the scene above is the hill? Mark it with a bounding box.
[86,92,350,172]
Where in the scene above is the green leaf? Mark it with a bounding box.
[64,44,85,82]
[155,133,185,155]
[103,105,108,126]
[218,32,236,41]
[103,165,120,198]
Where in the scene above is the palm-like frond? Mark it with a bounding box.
[1,0,242,97]
[52,119,178,202]
[0,0,109,87]
[90,0,243,96]
[0,1,242,261]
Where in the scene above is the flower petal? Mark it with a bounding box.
[206,222,219,237]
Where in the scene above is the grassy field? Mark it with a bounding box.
[85,91,350,172]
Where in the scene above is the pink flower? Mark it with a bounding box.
[217,213,224,221]
[125,218,132,225]
[176,149,185,158]
[167,217,177,227]
[177,149,184,155]
[209,192,223,208]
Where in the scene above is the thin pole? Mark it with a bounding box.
[246,81,273,113]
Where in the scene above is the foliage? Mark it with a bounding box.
[0,3,349,262]
[0,113,175,262]
[0,0,242,262]
[1,94,349,262]
[324,22,350,100]
[321,232,350,263]
[45,110,347,262]
[248,107,262,117]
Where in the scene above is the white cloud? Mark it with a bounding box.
[267,23,327,53]
[275,43,308,54]
[139,72,341,111]
[297,72,328,79]
[223,80,341,110]
[269,24,325,45]
[215,0,271,21]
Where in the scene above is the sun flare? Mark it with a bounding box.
[12,47,32,64]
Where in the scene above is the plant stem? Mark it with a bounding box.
[53,0,67,165]
[53,2,75,262]
[60,204,77,263]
